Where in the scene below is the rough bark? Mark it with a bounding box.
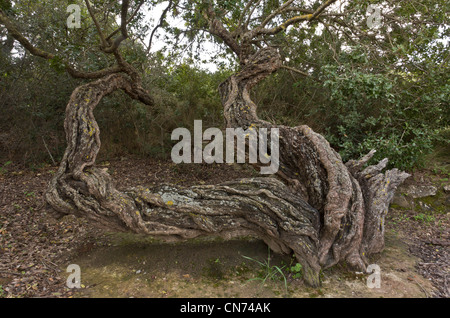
[218,47,410,269]
[45,48,409,287]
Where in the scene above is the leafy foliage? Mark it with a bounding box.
[0,0,448,171]
[319,50,448,169]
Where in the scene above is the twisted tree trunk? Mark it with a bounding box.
[219,47,410,268]
[45,48,409,287]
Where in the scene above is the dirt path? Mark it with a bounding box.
[0,157,448,298]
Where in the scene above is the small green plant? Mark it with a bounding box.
[413,213,435,223]
[0,285,4,298]
[0,161,12,175]
[392,213,410,223]
[287,262,303,279]
[24,191,36,198]
[242,248,288,295]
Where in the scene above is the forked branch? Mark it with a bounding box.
[254,0,338,36]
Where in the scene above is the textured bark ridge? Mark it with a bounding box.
[218,47,410,270]
[45,48,409,287]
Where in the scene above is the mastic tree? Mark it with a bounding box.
[0,0,419,286]
[249,0,449,170]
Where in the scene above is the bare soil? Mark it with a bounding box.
[0,157,448,298]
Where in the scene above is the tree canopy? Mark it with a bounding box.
[1,0,448,168]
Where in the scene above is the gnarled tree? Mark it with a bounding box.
[0,0,410,287]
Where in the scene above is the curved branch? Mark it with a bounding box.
[147,0,173,54]
[65,64,124,79]
[280,65,309,77]
[255,0,338,36]
[84,0,108,48]
[0,9,55,60]
[259,0,295,29]
[103,0,130,53]
[0,9,125,79]
[203,4,241,57]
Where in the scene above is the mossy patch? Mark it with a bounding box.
[390,203,410,211]
[414,189,448,214]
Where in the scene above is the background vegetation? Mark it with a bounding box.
[0,0,448,171]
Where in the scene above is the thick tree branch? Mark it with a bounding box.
[203,4,241,57]
[0,9,55,60]
[65,64,125,79]
[0,9,125,79]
